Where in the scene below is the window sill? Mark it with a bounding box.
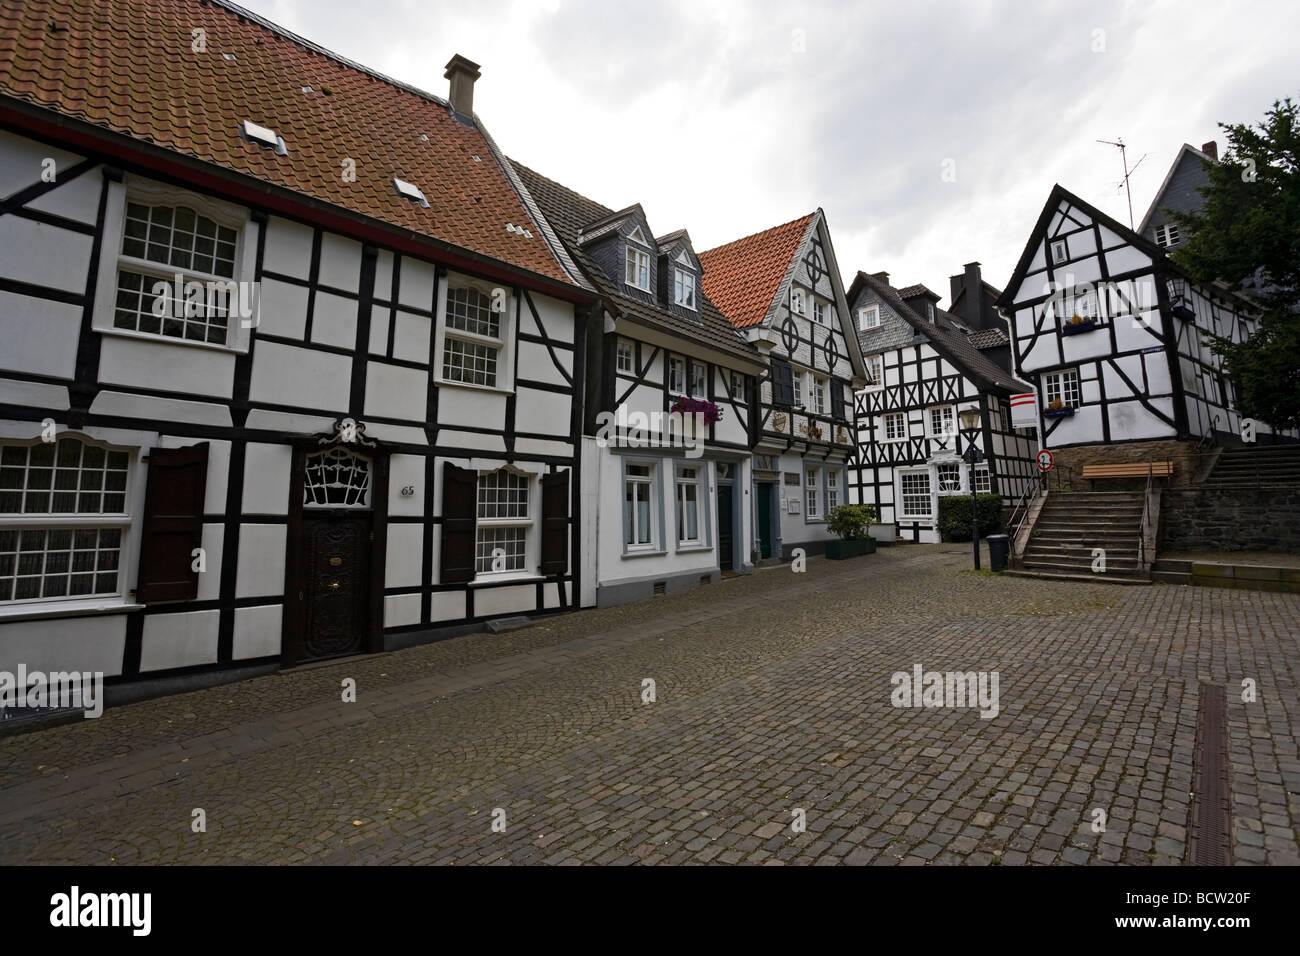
[621,547,667,559]
[468,573,544,588]
[434,378,514,396]
[675,542,711,553]
[95,326,246,355]
[0,600,145,622]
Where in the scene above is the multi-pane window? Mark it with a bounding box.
[974,466,992,494]
[625,246,650,290]
[675,467,701,545]
[1044,369,1081,408]
[813,300,826,325]
[793,371,803,407]
[114,201,240,345]
[826,470,839,510]
[303,447,371,508]
[936,462,963,494]
[442,286,504,387]
[812,377,826,416]
[475,470,530,574]
[883,412,906,441]
[674,269,696,309]
[730,371,744,399]
[689,363,708,399]
[668,357,686,395]
[859,306,880,330]
[0,437,131,603]
[617,340,634,373]
[624,463,655,548]
[806,467,820,518]
[900,471,932,518]
[866,354,884,387]
[928,405,955,438]
[1155,223,1181,248]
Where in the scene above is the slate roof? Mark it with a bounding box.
[0,0,577,287]
[967,327,1010,349]
[697,214,817,329]
[848,271,1031,394]
[896,283,940,301]
[510,161,762,366]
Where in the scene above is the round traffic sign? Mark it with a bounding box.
[1036,449,1054,472]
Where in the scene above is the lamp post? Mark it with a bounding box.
[958,405,984,570]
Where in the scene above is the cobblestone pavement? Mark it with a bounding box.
[1,545,1297,865]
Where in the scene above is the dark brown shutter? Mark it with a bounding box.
[440,462,477,583]
[772,359,794,407]
[540,470,569,575]
[136,443,209,604]
[830,380,846,422]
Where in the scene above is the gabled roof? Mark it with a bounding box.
[1137,143,1216,236]
[849,271,1031,394]
[897,283,941,302]
[697,213,817,329]
[655,229,691,251]
[0,0,578,289]
[510,161,762,367]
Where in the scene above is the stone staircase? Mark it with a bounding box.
[1199,444,1300,490]
[1010,491,1151,584]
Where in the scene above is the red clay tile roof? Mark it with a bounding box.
[0,0,575,287]
[698,213,815,329]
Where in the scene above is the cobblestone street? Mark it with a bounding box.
[1,544,1297,865]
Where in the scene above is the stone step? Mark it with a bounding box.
[1152,559,1193,573]
[1004,568,1152,585]
[1034,523,1143,535]
[1020,557,1143,574]
[1026,545,1140,558]
[1153,570,1193,585]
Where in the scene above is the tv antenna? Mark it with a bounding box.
[1096,137,1148,229]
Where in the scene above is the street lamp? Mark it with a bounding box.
[958,405,984,570]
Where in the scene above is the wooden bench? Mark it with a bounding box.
[1081,461,1174,488]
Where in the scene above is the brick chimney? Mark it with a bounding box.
[444,54,481,118]
[1201,140,1218,161]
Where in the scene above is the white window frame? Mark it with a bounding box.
[0,430,148,616]
[1051,239,1068,264]
[433,272,517,393]
[625,244,651,291]
[825,468,840,511]
[616,339,634,373]
[973,465,992,494]
[689,362,708,400]
[812,376,826,416]
[730,371,744,400]
[927,404,956,439]
[898,469,933,520]
[883,412,907,442]
[1155,223,1181,248]
[92,176,258,354]
[668,356,686,395]
[473,467,535,580]
[674,465,703,547]
[1043,369,1081,409]
[793,369,804,407]
[805,466,821,519]
[865,354,884,389]
[673,269,697,310]
[791,287,806,316]
[926,302,935,322]
[935,461,964,496]
[813,300,826,325]
[623,460,659,553]
[859,305,880,330]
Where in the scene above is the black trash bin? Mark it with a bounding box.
[986,534,1010,572]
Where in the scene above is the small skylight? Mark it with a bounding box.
[240,120,287,155]
[506,223,533,238]
[393,178,430,208]
[301,85,314,93]
[419,134,429,142]
[472,155,482,163]
[222,52,237,61]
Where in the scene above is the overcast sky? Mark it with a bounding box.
[241,0,1296,303]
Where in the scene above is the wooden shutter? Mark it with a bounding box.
[830,380,846,422]
[136,443,209,604]
[771,359,794,407]
[440,462,477,583]
[540,470,569,575]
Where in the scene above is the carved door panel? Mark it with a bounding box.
[300,515,370,661]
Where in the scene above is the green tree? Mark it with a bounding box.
[1168,97,1300,430]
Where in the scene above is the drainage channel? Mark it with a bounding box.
[1186,683,1233,866]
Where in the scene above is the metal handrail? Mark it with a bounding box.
[1006,479,1042,545]
[1138,460,1154,568]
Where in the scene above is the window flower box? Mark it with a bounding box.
[1061,317,1099,336]
[1043,406,1076,419]
[670,395,722,424]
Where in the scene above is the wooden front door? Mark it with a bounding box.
[300,513,370,661]
[757,483,773,559]
[717,484,734,571]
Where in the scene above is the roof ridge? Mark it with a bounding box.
[698,211,816,256]
[211,0,453,111]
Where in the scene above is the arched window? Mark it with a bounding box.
[303,447,371,508]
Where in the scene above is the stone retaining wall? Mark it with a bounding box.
[1161,487,1300,553]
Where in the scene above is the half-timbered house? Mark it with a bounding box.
[700,213,867,560]
[847,271,1037,542]
[996,184,1290,482]
[0,0,593,699]
[511,165,765,606]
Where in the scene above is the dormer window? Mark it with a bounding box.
[859,306,880,330]
[1155,223,1181,248]
[926,302,935,322]
[674,269,696,309]
[791,288,806,316]
[625,246,650,291]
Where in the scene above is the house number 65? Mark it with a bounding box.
[400,485,416,497]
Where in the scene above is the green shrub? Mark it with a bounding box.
[826,503,878,540]
[937,494,1003,542]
